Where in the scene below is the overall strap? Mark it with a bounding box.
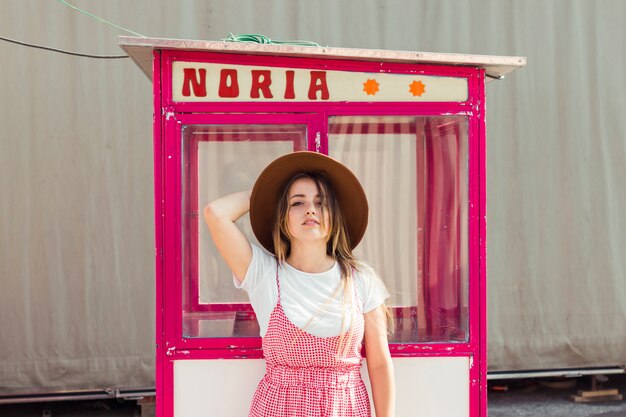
[275,259,281,303]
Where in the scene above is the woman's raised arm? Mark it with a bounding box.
[203,190,253,282]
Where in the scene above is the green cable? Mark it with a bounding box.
[55,3,319,46]
[56,0,146,38]
[222,33,323,47]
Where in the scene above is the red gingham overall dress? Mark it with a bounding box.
[248,268,371,417]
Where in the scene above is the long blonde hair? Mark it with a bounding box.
[272,173,357,275]
[272,172,360,354]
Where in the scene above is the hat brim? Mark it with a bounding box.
[250,151,368,254]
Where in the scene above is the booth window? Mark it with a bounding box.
[329,115,469,343]
[180,117,469,344]
[181,123,307,338]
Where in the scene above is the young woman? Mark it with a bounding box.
[203,151,395,417]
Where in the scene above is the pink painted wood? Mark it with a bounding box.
[477,68,488,417]
[152,49,165,417]
[153,48,489,417]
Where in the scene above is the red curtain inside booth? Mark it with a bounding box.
[422,119,466,342]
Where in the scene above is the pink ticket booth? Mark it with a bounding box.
[119,36,524,417]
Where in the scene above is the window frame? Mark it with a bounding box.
[159,50,483,357]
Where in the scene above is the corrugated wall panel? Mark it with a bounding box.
[1,0,624,393]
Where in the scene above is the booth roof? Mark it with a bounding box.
[118,36,525,83]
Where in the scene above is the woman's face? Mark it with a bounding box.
[286,177,330,245]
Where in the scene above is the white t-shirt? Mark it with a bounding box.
[235,243,390,337]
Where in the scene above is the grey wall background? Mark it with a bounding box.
[1,0,624,393]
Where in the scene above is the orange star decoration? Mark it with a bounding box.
[363,79,380,95]
[409,80,426,97]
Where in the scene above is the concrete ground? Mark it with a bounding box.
[488,374,626,417]
[0,375,624,416]
[0,399,140,417]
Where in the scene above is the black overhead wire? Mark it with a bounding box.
[0,35,128,59]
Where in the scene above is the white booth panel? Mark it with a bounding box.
[363,357,470,417]
[174,359,266,417]
[174,356,470,417]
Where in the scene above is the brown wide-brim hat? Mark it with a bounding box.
[250,151,368,254]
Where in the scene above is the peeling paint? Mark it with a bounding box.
[441,111,471,116]
[165,110,175,120]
